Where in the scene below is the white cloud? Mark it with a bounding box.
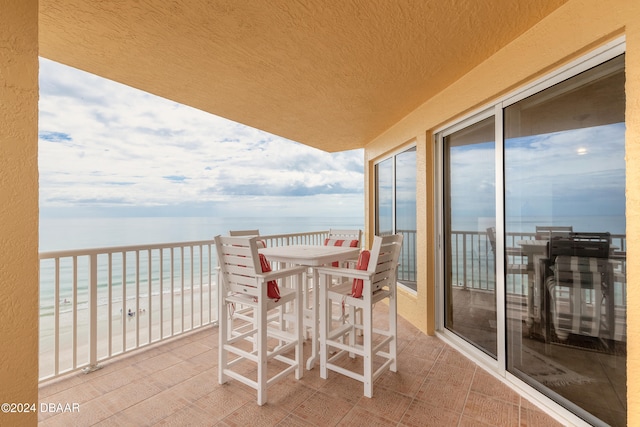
[38,58,364,217]
[447,124,625,219]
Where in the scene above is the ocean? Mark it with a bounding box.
[38,216,365,315]
[37,214,626,372]
[39,216,364,252]
[38,214,625,315]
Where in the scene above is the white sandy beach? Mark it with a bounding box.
[39,283,218,378]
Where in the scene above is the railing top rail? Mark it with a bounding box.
[38,230,332,260]
[39,239,217,260]
[39,229,622,260]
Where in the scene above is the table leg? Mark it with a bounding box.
[306,267,319,370]
[533,254,545,324]
[526,268,534,329]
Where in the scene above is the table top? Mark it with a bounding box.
[259,244,360,266]
[517,240,548,257]
[517,239,548,246]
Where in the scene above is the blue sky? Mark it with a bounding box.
[38,58,364,218]
[504,124,626,218]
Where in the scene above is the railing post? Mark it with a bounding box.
[84,253,102,374]
[462,235,468,290]
[39,233,336,381]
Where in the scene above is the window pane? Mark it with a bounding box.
[396,148,417,288]
[505,54,626,425]
[376,158,393,235]
[444,116,497,357]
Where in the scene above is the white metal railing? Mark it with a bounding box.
[38,230,332,381]
[38,240,217,381]
[39,228,625,380]
[450,230,627,298]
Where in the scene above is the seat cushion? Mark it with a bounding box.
[351,250,370,298]
[324,238,359,247]
[258,254,280,300]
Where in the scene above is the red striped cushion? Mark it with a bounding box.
[351,250,370,298]
[324,238,359,267]
[259,254,280,300]
[324,238,359,247]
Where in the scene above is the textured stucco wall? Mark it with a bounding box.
[365,0,638,421]
[38,0,567,153]
[625,4,640,423]
[0,0,637,424]
[0,1,39,426]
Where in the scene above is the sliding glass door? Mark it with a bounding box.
[438,47,626,425]
[504,54,626,425]
[443,116,497,358]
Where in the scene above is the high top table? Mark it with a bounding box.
[259,244,361,370]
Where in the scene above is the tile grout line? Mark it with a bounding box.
[456,365,477,427]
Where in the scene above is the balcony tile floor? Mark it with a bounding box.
[38,306,562,427]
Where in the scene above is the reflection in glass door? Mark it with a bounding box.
[438,47,625,425]
[443,116,497,357]
[504,54,626,425]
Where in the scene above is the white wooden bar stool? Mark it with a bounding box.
[316,234,403,398]
[225,230,270,348]
[324,229,363,327]
[215,235,306,405]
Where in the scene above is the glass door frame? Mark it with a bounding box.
[434,106,506,374]
[433,36,626,425]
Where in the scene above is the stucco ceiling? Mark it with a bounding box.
[38,0,567,152]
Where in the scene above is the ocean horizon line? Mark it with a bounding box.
[39,215,365,252]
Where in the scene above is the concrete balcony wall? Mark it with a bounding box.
[1,0,639,424]
[0,1,39,426]
[363,0,640,423]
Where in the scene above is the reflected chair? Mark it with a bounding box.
[535,225,573,243]
[215,235,306,405]
[541,233,617,343]
[486,227,528,323]
[548,232,610,257]
[316,234,403,398]
[486,227,527,275]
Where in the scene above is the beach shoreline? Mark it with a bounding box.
[39,284,218,377]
